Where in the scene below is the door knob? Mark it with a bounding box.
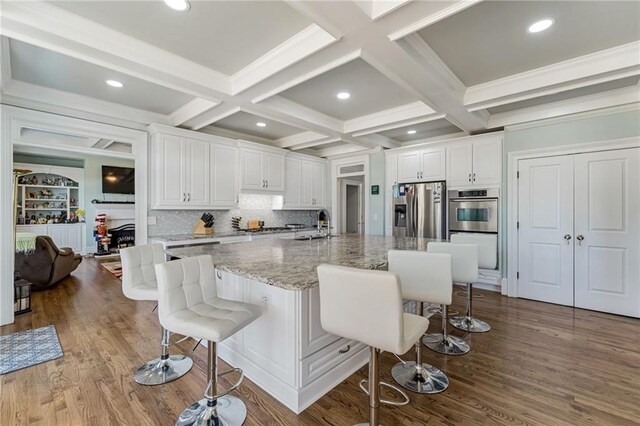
[576,235,584,245]
[563,234,572,244]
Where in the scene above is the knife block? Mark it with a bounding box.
[192,219,213,235]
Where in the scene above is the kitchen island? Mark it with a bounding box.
[166,234,433,413]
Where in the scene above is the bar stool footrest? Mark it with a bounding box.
[204,367,244,400]
[359,379,410,406]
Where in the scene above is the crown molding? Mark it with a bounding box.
[168,98,220,127]
[231,24,338,95]
[489,86,640,129]
[344,101,438,134]
[465,41,640,110]
[0,1,230,97]
[250,49,361,104]
[2,79,169,128]
[387,0,483,41]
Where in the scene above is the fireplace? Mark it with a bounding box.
[107,223,135,252]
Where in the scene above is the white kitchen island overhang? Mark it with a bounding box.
[165,234,434,414]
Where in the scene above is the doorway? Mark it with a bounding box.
[341,178,364,234]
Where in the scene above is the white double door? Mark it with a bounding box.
[518,148,639,317]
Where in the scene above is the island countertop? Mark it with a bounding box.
[165,234,436,291]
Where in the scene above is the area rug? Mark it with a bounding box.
[100,260,123,279]
[0,325,63,374]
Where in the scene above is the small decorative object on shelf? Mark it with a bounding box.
[75,209,85,223]
[14,278,32,315]
[93,213,111,255]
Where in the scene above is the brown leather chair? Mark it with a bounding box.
[15,235,82,291]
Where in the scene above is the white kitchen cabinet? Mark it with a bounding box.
[446,134,502,187]
[397,147,445,183]
[149,124,238,209]
[385,154,397,236]
[283,154,327,209]
[239,142,286,193]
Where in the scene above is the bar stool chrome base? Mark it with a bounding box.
[391,361,448,394]
[449,316,491,333]
[175,396,246,426]
[134,355,193,385]
[423,333,470,355]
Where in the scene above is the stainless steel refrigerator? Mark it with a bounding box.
[392,182,446,238]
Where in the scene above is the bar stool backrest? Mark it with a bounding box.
[388,250,452,305]
[121,243,165,300]
[427,242,479,284]
[317,264,405,354]
[450,233,497,270]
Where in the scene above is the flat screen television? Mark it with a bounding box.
[102,166,135,194]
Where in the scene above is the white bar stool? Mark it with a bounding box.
[387,250,450,394]
[318,264,429,426]
[155,255,262,426]
[121,244,193,385]
[450,233,495,332]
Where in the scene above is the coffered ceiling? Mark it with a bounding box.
[1,0,638,158]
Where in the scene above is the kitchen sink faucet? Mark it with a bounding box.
[317,208,331,236]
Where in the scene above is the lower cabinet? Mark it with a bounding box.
[214,270,369,414]
[17,224,85,253]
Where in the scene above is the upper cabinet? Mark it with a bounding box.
[283,154,326,209]
[446,134,502,187]
[239,142,286,193]
[149,124,239,210]
[397,147,445,183]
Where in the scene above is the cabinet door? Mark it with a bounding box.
[312,162,325,207]
[263,153,285,191]
[420,148,445,181]
[397,151,421,183]
[66,225,83,253]
[156,135,185,206]
[447,144,473,187]
[299,160,314,207]
[184,139,210,206]
[211,144,239,206]
[215,270,244,353]
[48,226,68,248]
[240,148,264,190]
[472,137,502,185]
[284,158,302,208]
[574,148,640,317]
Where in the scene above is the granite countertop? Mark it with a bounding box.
[165,234,437,291]
[151,227,318,242]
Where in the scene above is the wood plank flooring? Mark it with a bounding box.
[2,258,639,425]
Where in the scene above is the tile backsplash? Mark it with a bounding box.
[149,194,318,236]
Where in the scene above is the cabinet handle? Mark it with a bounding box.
[468,173,472,182]
[563,234,572,244]
[266,180,269,188]
[262,180,265,188]
[338,344,351,354]
[216,270,222,279]
[576,235,584,246]
[187,193,190,202]
[182,193,186,202]
[473,173,476,182]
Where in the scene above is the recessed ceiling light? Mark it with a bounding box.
[336,92,351,100]
[256,122,267,127]
[407,130,417,135]
[527,18,554,33]
[164,0,190,11]
[106,79,124,88]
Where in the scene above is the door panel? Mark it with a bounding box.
[264,153,285,191]
[574,148,640,317]
[397,152,420,183]
[472,137,502,185]
[518,155,574,306]
[241,149,263,190]
[185,139,210,206]
[212,145,238,205]
[447,144,472,187]
[284,158,302,207]
[157,135,184,206]
[312,162,325,207]
[421,149,445,181]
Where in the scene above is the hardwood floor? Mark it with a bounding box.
[2,258,639,426]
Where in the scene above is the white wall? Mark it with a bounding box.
[368,151,385,235]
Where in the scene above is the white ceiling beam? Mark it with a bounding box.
[231,24,339,95]
[465,41,640,111]
[488,85,640,129]
[346,133,400,149]
[316,144,369,158]
[184,105,241,131]
[247,96,344,134]
[169,98,220,127]
[2,79,170,127]
[351,114,446,138]
[290,137,342,151]
[0,1,230,99]
[387,0,483,41]
[198,126,276,146]
[275,131,329,148]
[344,101,438,134]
